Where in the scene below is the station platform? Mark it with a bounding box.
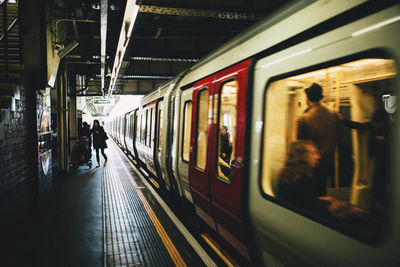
[10,141,217,267]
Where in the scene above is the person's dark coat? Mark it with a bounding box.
[220,133,232,163]
[91,126,108,149]
[277,162,321,209]
[297,104,341,160]
[297,104,341,195]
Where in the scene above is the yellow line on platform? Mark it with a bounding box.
[201,234,235,267]
[111,155,187,267]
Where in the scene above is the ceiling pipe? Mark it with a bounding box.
[55,19,97,43]
[100,0,108,96]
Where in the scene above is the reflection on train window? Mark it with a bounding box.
[182,101,192,162]
[262,58,397,242]
[195,89,209,170]
[158,109,163,151]
[217,80,238,182]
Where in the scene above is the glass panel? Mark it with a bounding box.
[262,57,397,242]
[146,109,151,146]
[195,89,209,170]
[136,114,140,142]
[158,109,163,151]
[151,107,155,148]
[141,113,146,144]
[217,80,238,182]
[182,102,192,162]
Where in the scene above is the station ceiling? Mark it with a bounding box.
[56,0,293,97]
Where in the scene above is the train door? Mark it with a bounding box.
[178,88,194,202]
[145,101,157,177]
[210,59,252,262]
[190,59,252,263]
[189,75,216,230]
[153,100,163,184]
[123,113,129,152]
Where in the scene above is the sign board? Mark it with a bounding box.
[93,99,110,105]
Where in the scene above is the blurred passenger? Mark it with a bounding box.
[297,83,341,195]
[218,156,232,181]
[339,105,392,207]
[277,140,369,224]
[276,140,322,210]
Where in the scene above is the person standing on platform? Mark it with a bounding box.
[297,83,341,195]
[91,119,108,167]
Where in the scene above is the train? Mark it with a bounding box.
[106,1,400,266]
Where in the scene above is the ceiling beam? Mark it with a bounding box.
[139,5,263,21]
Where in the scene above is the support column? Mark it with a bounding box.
[69,92,78,152]
[57,69,69,173]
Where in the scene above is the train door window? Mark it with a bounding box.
[141,112,146,144]
[151,107,156,149]
[195,89,209,170]
[217,80,238,182]
[136,113,141,142]
[158,109,163,151]
[182,101,192,162]
[147,109,151,147]
[129,114,134,139]
[126,116,129,138]
[261,57,397,242]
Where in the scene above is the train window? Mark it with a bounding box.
[217,80,238,182]
[129,114,134,139]
[158,109,163,151]
[141,112,146,144]
[151,107,155,148]
[195,89,209,170]
[136,113,140,142]
[147,109,151,147]
[126,115,130,139]
[262,57,397,242]
[182,101,192,163]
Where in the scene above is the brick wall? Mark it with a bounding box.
[0,85,31,218]
[0,84,53,219]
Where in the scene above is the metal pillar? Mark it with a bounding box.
[57,69,69,173]
[69,93,78,153]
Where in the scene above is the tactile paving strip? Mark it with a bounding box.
[103,159,145,267]
[103,142,216,267]
[103,148,177,266]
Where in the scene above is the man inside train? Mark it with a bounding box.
[220,125,232,163]
[297,83,341,195]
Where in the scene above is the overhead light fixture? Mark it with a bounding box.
[126,4,140,38]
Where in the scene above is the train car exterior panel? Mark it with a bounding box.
[249,4,400,266]
[106,1,400,266]
[178,0,366,89]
